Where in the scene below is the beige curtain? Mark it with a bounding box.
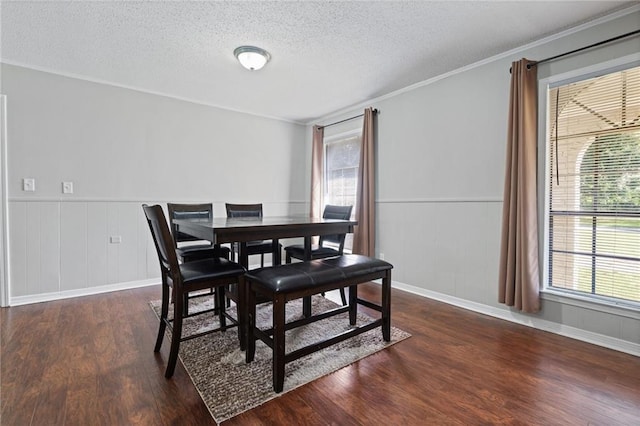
[498,59,540,313]
[310,125,324,218]
[352,108,376,256]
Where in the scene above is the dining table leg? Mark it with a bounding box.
[239,242,249,269]
[272,239,281,266]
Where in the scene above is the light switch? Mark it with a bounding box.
[23,178,35,192]
[62,181,74,194]
[110,236,122,244]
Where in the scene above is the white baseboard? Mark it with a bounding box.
[391,280,640,358]
[7,259,267,307]
[9,278,159,306]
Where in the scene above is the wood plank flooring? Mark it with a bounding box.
[2,284,639,425]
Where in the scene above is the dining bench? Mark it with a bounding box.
[244,254,393,392]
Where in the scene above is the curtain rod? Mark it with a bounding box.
[509,28,640,73]
[317,108,378,130]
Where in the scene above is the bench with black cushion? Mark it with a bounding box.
[244,254,393,393]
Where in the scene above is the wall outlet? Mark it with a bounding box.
[62,181,74,194]
[379,252,385,260]
[110,236,122,244]
[23,178,35,192]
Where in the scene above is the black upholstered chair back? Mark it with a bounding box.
[225,203,263,218]
[167,203,213,246]
[225,203,279,267]
[319,204,354,250]
[142,204,180,279]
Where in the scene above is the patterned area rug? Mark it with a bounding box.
[149,295,410,424]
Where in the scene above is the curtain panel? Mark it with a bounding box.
[352,108,376,256]
[498,58,541,313]
[310,125,324,218]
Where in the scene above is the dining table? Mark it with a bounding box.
[173,214,357,267]
[173,214,357,319]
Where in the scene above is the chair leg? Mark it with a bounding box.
[154,276,170,352]
[339,287,347,306]
[166,289,184,378]
[285,253,291,264]
[260,253,264,268]
[211,287,223,313]
[183,293,189,316]
[217,285,227,330]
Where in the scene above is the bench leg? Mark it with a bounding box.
[245,283,256,363]
[303,295,311,318]
[382,271,392,342]
[273,295,286,393]
[348,285,358,325]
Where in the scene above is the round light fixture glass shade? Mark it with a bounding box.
[234,46,271,71]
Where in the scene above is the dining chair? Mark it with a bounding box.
[142,204,245,378]
[167,203,231,263]
[167,203,232,314]
[284,204,354,305]
[225,203,282,268]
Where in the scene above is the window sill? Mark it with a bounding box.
[541,288,640,320]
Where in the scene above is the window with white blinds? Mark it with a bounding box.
[547,64,640,305]
[324,134,360,250]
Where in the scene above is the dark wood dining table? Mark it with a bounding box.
[173,214,357,320]
[173,215,357,268]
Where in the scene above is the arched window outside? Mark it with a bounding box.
[580,134,640,212]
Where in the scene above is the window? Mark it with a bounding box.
[324,133,360,250]
[546,64,640,305]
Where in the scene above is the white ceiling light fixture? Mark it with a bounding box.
[234,46,271,71]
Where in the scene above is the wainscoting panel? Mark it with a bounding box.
[8,200,157,302]
[7,199,304,304]
[9,201,62,297]
[378,198,639,350]
[8,202,27,297]
[38,202,61,295]
[87,202,108,288]
[377,200,502,308]
[116,202,144,284]
[60,202,88,291]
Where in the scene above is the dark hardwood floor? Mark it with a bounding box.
[2,284,639,425]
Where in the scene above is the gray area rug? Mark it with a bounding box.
[150,295,411,424]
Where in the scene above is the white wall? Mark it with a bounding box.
[2,64,307,304]
[315,8,640,355]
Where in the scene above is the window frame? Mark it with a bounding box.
[322,129,361,210]
[322,129,361,252]
[539,53,640,316]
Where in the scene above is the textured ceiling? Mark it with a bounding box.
[0,1,636,123]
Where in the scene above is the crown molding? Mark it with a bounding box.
[308,4,640,126]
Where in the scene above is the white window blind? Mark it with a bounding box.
[324,134,360,250]
[547,64,640,304]
[324,135,359,209]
